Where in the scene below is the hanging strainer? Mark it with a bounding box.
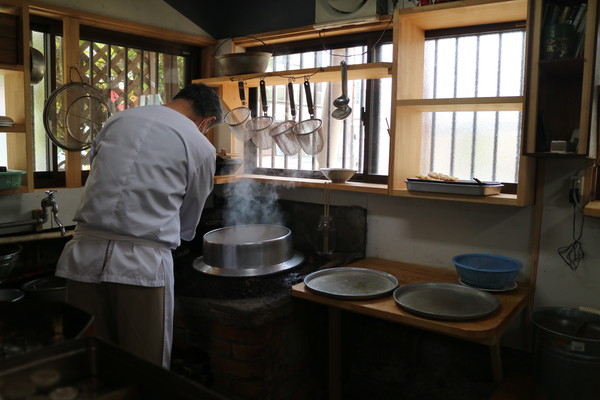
[224,81,252,142]
[269,81,300,156]
[246,79,273,150]
[292,79,324,155]
[43,81,111,151]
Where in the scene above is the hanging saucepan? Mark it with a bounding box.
[269,80,300,156]
[246,78,273,150]
[292,79,324,155]
[224,81,252,142]
[43,71,112,152]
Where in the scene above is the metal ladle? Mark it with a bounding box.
[332,60,352,120]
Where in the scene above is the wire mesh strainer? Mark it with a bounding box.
[269,81,300,156]
[292,79,323,155]
[223,81,252,142]
[246,79,274,150]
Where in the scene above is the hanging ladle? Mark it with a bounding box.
[223,81,251,141]
[332,60,352,120]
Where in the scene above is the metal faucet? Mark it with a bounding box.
[0,190,66,236]
[41,190,66,237]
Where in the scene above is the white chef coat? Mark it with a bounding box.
[55,105,215,369]
[56,105,215,286]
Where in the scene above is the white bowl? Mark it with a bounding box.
[320,168,357,183]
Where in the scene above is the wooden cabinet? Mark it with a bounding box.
[525,0,599,157]
[389,0,535,206]
[0,0,32,194]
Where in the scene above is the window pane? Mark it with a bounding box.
[30,30,187,178]
[425,111,520,183]
[252,43,389,178]
[0,75,6,167]
[423,29,525,184]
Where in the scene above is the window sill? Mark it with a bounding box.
[584,201,600,218]
[391,187,520,206]
[214,174,523,205]
[214,174,388,194]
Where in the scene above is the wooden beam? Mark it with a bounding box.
[28,1,216,47]
[62,16,82,188]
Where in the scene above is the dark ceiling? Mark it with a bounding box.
[163,0,316,40]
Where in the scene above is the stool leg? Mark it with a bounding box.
[490,342,503,383]
[329,307,341,400]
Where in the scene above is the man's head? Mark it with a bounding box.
[173,84,223,133]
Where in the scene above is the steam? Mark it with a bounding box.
[222,180,285,227]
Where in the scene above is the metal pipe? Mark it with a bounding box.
[0,212,47,230]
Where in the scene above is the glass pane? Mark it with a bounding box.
[110,45,127,112]
[424,29,525,184]
[32,31,47,171]
[425,111,521,183]
[257,44,381,175]
[424,31,525,99]
[0,75,5,167]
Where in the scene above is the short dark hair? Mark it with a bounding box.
[173,83,224,124]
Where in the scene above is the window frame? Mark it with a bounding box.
[246,30,393,184]
[28,13,202,189]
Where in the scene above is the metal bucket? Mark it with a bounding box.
[21,276,67,302]
[531,307,600,400]
[0,289,24,302]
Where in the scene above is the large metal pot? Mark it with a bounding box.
[193,224,304,277]
[215,52,271,76]
[21,276,67,302]
[0,244,22,283]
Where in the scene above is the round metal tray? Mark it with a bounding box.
[393,282,500,321]
[304,267,398,300]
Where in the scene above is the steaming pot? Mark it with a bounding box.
[193,224,304,277]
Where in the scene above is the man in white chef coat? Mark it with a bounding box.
[55,83,222,369]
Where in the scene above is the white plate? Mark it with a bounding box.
[458,278,517,292]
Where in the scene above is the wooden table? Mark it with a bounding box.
[291,258,533,400]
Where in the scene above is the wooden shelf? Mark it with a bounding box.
[391,186,520,206]
[215,174,388,195]
[584,200,600,217]
[0,124,25,132]
[0,185,27,195]
[0,64,23,72]
[396,97,524,112]
[193,62,392,88]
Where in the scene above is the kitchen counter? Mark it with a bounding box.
[291,257,533,400]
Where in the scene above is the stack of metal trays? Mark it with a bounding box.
[406,178,504,196]
[0,116,15,127]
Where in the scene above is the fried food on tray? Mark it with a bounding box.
[415,172,458,181]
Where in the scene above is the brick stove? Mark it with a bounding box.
[173,260,330,400]
[170,199,367,400]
